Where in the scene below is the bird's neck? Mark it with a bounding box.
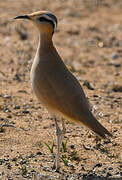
[33,31,55,67]
[38,32,53,50]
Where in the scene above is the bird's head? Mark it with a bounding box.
[14,11,58,36]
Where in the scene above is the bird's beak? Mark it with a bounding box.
[14,15,30,20]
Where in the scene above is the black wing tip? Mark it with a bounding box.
[100,130,113,139]
[94,126,113,139]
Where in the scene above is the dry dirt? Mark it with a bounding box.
[0,0,122,179]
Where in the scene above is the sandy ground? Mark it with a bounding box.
[0,0,122,179]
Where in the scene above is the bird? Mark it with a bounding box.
[14,11,112,171]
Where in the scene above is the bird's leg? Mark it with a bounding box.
[61,119,66,144]
[52,116,66,171]
[52,115,62,171]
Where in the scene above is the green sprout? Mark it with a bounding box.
[44,141,55,155]
[61,154,70,166]
[62,138,68,152]
[21,165,28,176]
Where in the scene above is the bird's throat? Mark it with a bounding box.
[38,32,53,50]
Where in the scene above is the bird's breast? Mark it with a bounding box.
[30,58,51,104]
[30,55,63,109]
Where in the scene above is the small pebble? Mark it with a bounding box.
[4,36,10,42]
[0,159,4,165]
[107,172,112,177]
[93,95,99,98]
[115,63,121,67]
[70,144,75,149]
[12,157,17,162]
[14,74,22,82]
[4,108,11,113]
[94,163,102,168]
[7,164,12,169]
[83,80,94,90]
[112,53,119,59]
[112,85,122,92]
[4,94,11,99]
[36,151,42,155]
[8,177,13,180]
[20,159,27,164]
[108,61,121,67]
[108,167,113,170]
[15,163,19,166]
[4,158,9,162]
[22,110,30,114]
[14,105,20,109]
[98,41,104,48]
[0,118,4,121]
[7,115,12,118]
[28,153,35,158]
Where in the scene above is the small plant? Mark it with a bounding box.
[62,138,68,152]
[44,141,55,155]
[61,154,70,166]
[70,150,79,161]
[21,165,28,175]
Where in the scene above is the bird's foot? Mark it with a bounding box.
[52,159,60,172]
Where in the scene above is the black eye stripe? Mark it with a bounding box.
[38,17,47,22]
[37,17,55,29]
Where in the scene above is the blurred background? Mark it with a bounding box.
[0,0,122,179]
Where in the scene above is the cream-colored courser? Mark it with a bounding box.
[14,11,112,170]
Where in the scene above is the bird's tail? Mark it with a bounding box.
[80,110,112,139]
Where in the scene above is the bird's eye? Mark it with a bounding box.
[37,16,55,30]
[37,17,47,22]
